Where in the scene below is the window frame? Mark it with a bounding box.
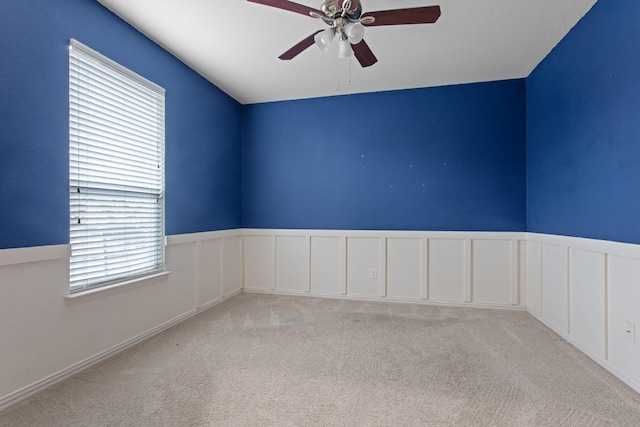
[68,39,166,294]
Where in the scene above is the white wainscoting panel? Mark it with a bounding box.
[428,239,466,303]
[607,255,640,387]
[569,248,606,359]
[527,233,640,395]
[243,235,275,290]
[223,236,242,296]
[164,241,198,317]
[518,240,527,307]
[542,243,569,333]
[199,238,223,306]
[276,236,309,292]
[310,236,344,295]
[346,237,381,297]
[472,239,513,305]
[526,241,542,316]
[386,238,422,300]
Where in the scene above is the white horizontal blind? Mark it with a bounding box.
[69,39,165,293]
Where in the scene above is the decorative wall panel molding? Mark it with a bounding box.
[243,229,527,309]
[2,229,639,411]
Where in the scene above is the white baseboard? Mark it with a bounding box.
[198,289,242,312]
[243,288,526,311]
[0,290,240,412]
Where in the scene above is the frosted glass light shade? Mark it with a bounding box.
[314,28,335,51]
[345,22,364,44]
[338,38,352,58]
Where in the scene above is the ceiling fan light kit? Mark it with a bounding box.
[313,20,363,54]
[248,0,441,68]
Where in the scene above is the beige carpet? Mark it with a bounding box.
[1,293,640,426]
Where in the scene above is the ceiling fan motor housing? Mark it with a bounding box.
[321,0,339,15]
[321,0,362,19]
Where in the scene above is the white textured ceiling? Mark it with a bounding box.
[97,0,597,105]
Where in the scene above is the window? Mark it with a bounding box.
[69,39,165,293]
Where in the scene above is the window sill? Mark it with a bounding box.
[64,271,171,304]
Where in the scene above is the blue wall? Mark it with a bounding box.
[527,0,640,244]
[243,80,527,231]
[12,0,633,247]
[0,0,242,250]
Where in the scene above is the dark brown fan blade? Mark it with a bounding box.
[247,0,323,18]
[352,39,377,67]
[279,31,323,60]
[362,5,441,26]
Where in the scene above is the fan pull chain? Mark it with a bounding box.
[336,55,352,91]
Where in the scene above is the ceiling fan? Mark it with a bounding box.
[247,0,441,67]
